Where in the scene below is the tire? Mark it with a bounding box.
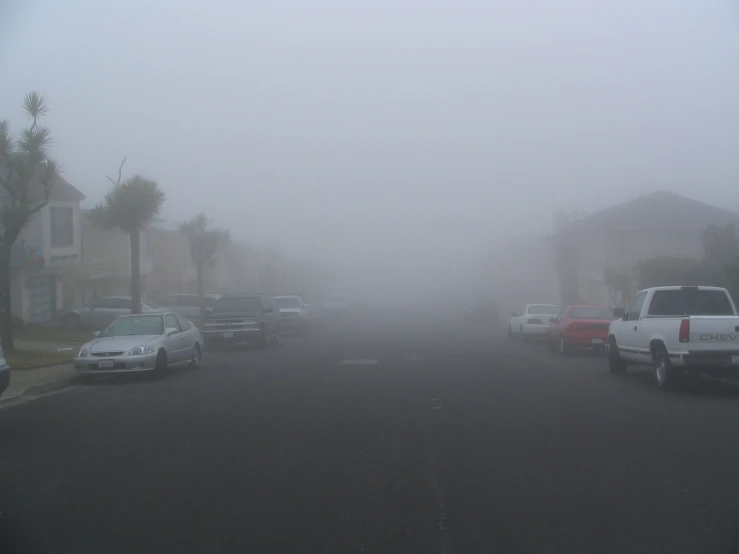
[558,336,570,355]
[608,337,627,375]
[153,349,168,379]
[64,313,81,328]
[653,345,680,390]
[189,344,201,369]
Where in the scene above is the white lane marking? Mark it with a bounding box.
[409,357,454,554]
[338,359,378,366]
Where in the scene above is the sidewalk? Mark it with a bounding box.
[1,363,77,404]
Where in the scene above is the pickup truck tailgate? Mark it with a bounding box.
[687,316,739,351]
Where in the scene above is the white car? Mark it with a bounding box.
[74,312,203,378]
[508,304,560,341]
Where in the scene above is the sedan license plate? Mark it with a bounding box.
[98,360,114,369]
[223,332,234,338]
[732,355,739,365]
[591,338,604,345]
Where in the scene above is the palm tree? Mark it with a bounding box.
[180,213,230,321]
[89,162,165,313]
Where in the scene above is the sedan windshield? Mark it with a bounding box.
[100,315,164,337]
[528,305,559,315]
[276,297,301,309]
[214,296,263,312]
[570,307,616,320]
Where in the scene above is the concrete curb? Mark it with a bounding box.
[20,376,81,398]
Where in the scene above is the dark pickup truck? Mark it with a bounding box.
[202,294,281,350]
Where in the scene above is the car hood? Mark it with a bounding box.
[84,335,162,353]
[207,310,261,320]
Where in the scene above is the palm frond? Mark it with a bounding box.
[97,174,165,232]
[23,92,48,121]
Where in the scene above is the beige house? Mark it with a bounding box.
[8,176,86,322]
[61,211,155,308]
[562,191,739,307]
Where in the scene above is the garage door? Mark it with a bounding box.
[27,275,55,323]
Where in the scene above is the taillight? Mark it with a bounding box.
[679,318,690,343]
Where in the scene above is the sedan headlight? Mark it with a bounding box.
[127,345,154,356]
[78,347,89,357]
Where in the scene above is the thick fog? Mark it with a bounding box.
[2,0,739,300]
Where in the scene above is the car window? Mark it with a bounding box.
[165,314,181,332]
[111,298,132,309]
[100,315,164,337]
[647,289,734,316]
[625,292,648,321]
[92,298,118,309]
[175,314,191,330]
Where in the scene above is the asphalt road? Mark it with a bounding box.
[3,314,739,553]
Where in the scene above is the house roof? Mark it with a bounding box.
[0,168,86,202]
[569,191,739,231]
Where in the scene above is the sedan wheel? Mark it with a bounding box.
[189,345,201,368]
[559,336,570,355]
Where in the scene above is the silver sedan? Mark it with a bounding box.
[74,312,203,377]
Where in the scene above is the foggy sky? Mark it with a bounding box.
[2,0,739,291]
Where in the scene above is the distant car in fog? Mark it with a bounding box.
[158,293,221,319]
[62,297,166,328]
[508,304,560,341]
[202,294,280,349]
[546,305,617,354]
[0,342,9,397]
[275,294,307,333]
[321,293,350,317]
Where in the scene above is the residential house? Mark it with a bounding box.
[560,191,739,307]
[9,175,86,322]
[61,211,155,308]
[147,221,196,302]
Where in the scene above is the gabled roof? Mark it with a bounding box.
[0,168,85,202]
[569,191,739,231]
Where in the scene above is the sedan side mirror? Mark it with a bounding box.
[166,328,179,336]
[613,308,625,318]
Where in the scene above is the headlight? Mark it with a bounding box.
[78,348,89,357]
[127,345,154,356]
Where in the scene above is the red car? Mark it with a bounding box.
[547,305,617,354]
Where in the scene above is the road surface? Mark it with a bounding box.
[3,314,739,554]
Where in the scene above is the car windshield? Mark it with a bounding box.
[100,315,164,337]
[214,296,263,312]
[528,305,559,315]
[570,307,616,320]
[276,297,301,309]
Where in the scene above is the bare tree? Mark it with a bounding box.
[180,213,230,320]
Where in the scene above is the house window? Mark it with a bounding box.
[50,207,74,247]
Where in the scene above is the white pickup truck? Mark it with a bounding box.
[608,286,739,389]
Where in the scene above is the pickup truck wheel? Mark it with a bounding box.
[653,346,680,390]
[608,338,627,375]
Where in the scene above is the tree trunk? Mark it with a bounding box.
[196,261,205,322]
[130,228,142,314]
[0,245,14,353]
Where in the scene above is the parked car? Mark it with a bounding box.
[608,285,739,389]
[0,341,9,397]
[62,297,166,328]
[73,312,202,378]
[508,304,560,341]
[202,294,280,350]
[547,305,617,354]
[158,293,221,319]
[275,294,307,334]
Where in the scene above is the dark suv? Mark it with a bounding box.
[203,294,280,350]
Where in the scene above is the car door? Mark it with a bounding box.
[618,291,648,362]
[549,308,567,341]
[164,314,187,362]
[175,314,197,358]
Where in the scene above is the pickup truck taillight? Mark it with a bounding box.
[679,318,690,343]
